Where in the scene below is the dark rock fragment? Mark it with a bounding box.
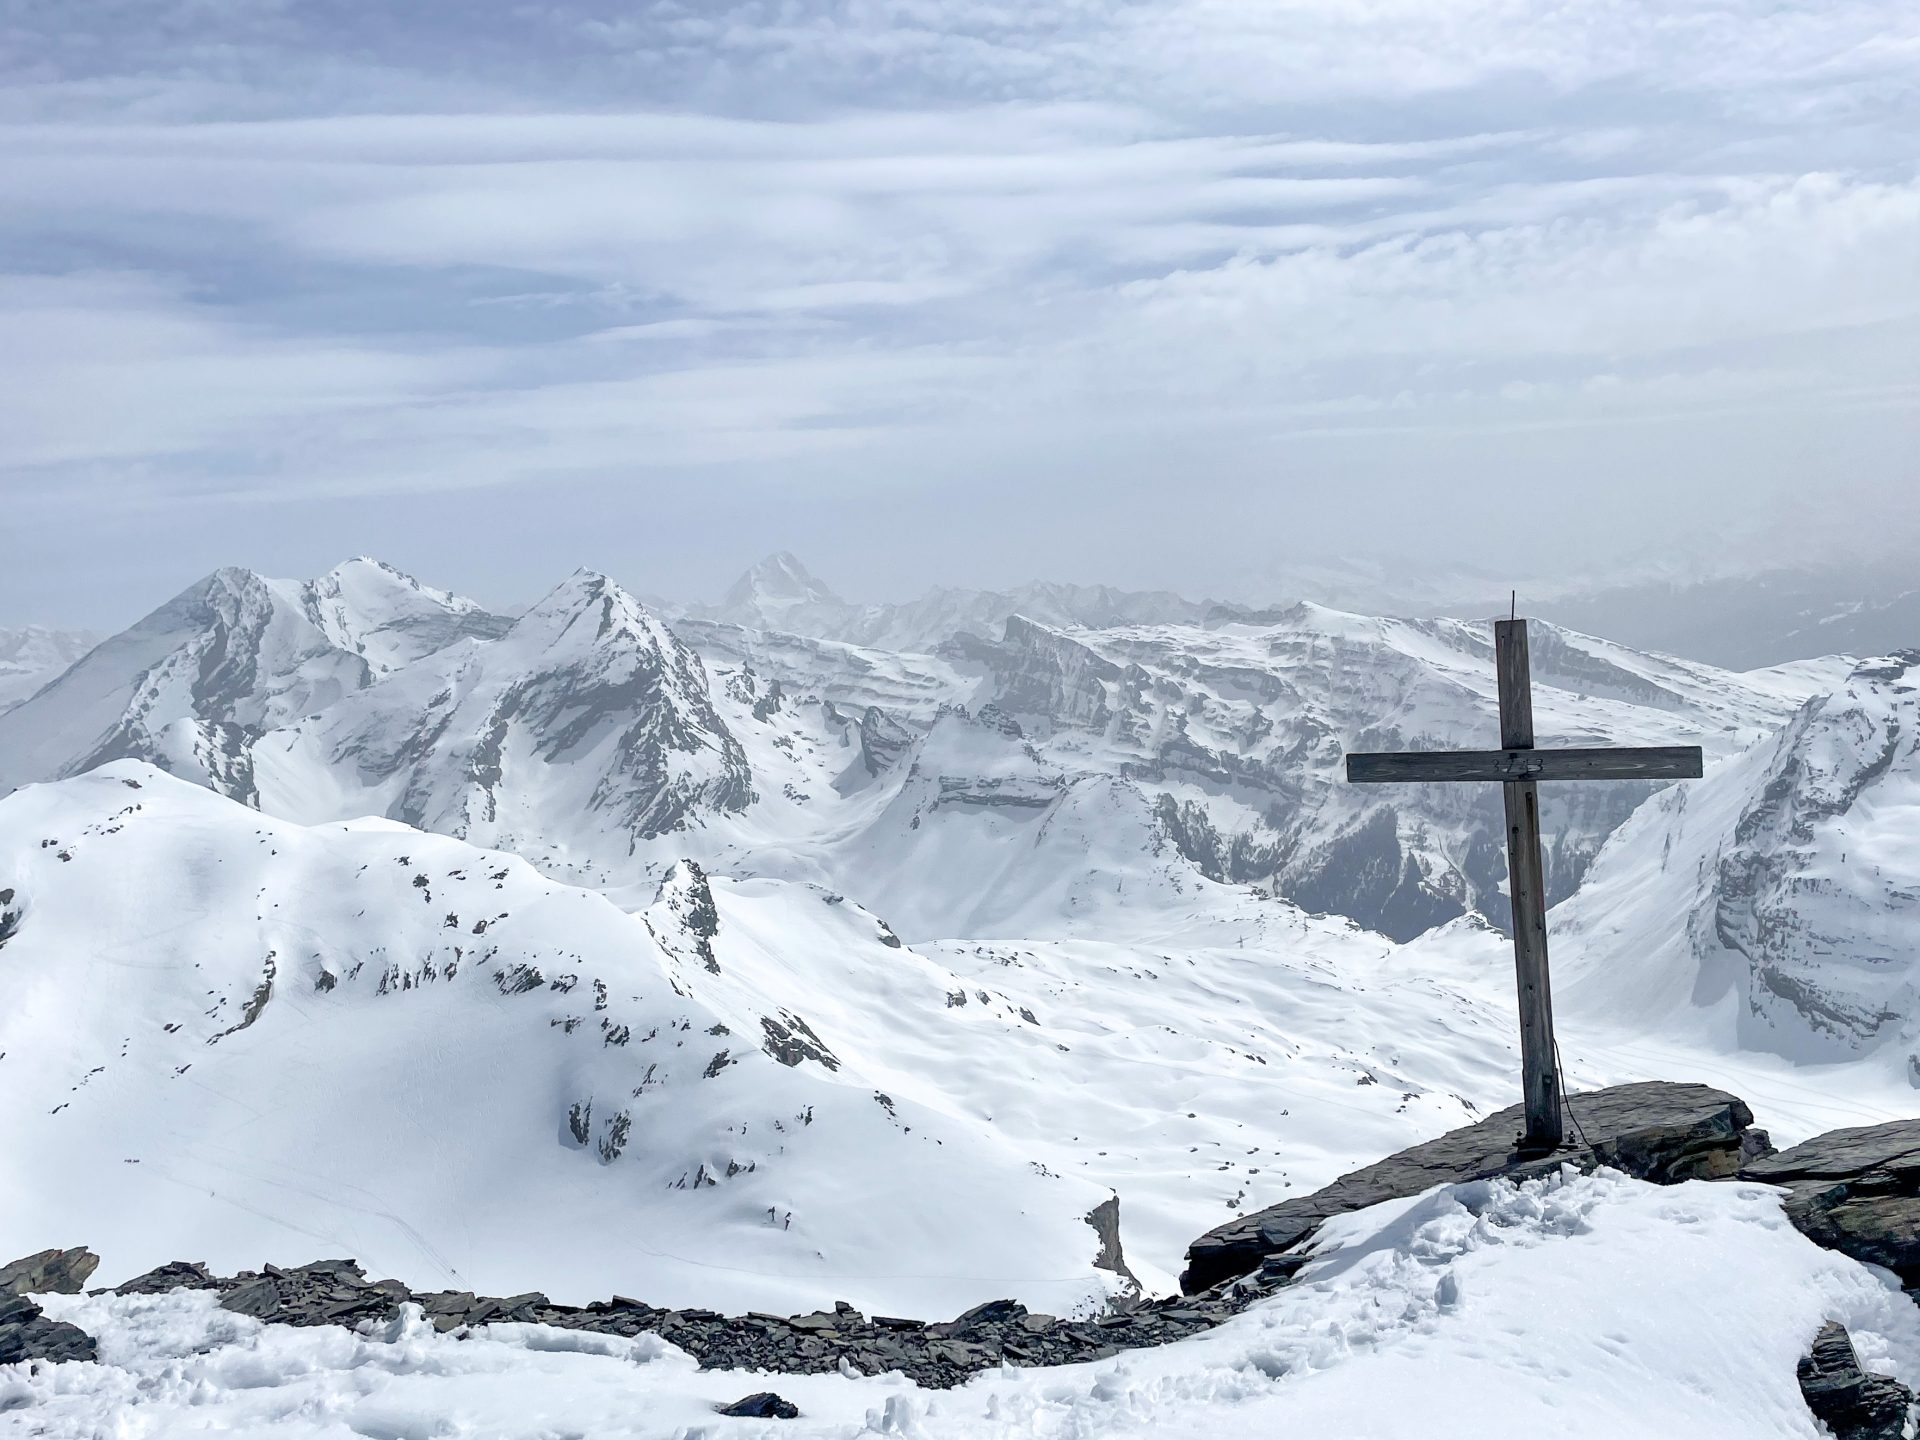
[0,1246,101,1295]
[0,1292,98,1364]
[1084,1195,1141,1293]
[211,1258,413,1328]
[716,1391,800,1419]
[115,1260,219,1295]
[1797,1321,1913,1440]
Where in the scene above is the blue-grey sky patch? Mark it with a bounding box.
[1,1,1916,628]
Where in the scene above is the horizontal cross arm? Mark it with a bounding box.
[1345,745,1704,784]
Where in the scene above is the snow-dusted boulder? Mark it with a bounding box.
[1182,1081,1761,1293]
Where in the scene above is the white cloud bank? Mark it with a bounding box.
[0,0,1914,617]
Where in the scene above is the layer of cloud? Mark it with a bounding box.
[0,0,1915,622]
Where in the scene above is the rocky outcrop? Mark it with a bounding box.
[1797,1320,1914,1440]
[1710,653,1920,1052]
[1182,1082,1762,1293]
[100,1256,1246,1389]
[1743,1120,1920,1285]
[0,1246,100,1295]
[0,1292,97,1365]
[856,705,914,777]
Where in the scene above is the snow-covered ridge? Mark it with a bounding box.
[0,554,1849,946]
[0,560,508,803]
[0,763,1125,1317]
[1557,650,1920,1067]
[259,570,755,857]
[949,603,1836,938]
[680,551,1217,654]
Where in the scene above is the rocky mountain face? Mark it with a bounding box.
[0,555,1842,948]
[1556,651,1920,1065]
[0,560,507,804]
[0,626,97,714]
[260,571,754,858]
[943,604,1830,939]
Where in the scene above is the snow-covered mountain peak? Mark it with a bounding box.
[509,569,682,658]
[303,557,510,675]
[257,567,754,859]
[722,552,843,614]
[0,561,510,803]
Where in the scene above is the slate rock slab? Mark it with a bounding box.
[215,1259,412,1327]
[716,1392,801,1419]
[1743,1119,1920,1285]
[0,1291,98,1365]
[1797,1321,1913,1440]
[0,1247,101,1296]
[115,1260,218,1295]
[1182,1081,1762,1293]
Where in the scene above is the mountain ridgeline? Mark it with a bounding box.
[0,553,1903,1052]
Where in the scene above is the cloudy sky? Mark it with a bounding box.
[3,1,1916,627]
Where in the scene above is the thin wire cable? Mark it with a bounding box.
[1554,1036,1592,1150]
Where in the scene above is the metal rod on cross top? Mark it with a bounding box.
[1343,616,1704,1154]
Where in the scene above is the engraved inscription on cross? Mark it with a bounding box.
[1344,617,1703,1154]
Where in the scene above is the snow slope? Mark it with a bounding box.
[15,1168,1920,1439]
[0,560,507,804]
[0,764,1130,1318]
[1548,650,1920,1068]
[0,762,1563,1305]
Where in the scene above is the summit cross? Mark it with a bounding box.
[1344,616,1703,1154]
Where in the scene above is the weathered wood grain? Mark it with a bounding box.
[1344,746,1704,784]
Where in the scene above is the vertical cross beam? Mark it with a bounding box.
[1495,618,1563,1152]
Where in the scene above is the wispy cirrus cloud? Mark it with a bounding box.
[0,1,1915,622]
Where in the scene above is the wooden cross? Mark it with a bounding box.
[1344,617,1703,1153]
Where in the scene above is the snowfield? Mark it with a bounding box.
[3,555,1919,1433]
[11,1169,1919,1438]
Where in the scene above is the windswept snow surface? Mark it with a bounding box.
[0,764,1127,1318]
[6,557,1920,1428]
[13,1170,1920,1439]
[0,763,1558,1308]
